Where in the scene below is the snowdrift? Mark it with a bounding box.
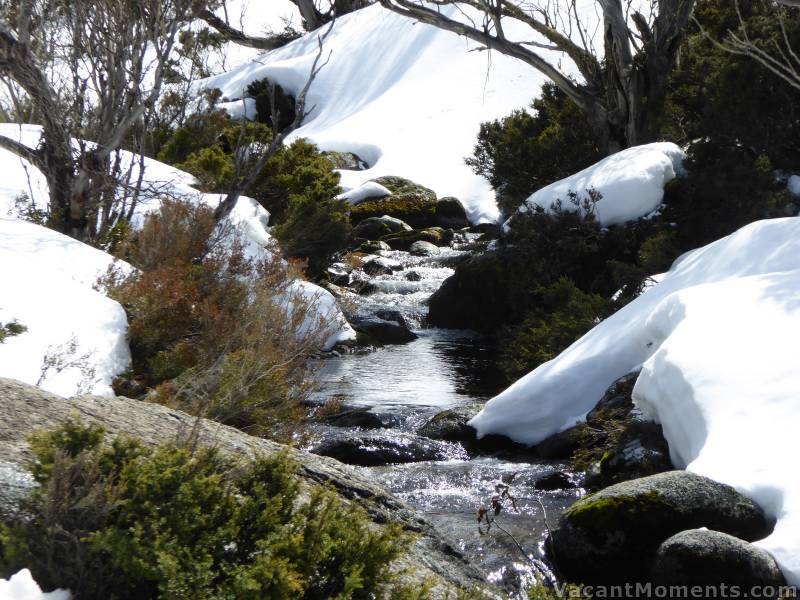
[469,216,800,583]
[200,4,554,223]
[0,569,69,600]
[511,142,685,227]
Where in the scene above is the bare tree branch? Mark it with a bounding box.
[199,8,301,50]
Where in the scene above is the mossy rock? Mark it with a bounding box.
[549,471,774,584]
[350,176,437,229]
[436,197,470,229]
[381,227,453,251]
[322,150,368,170]
[352,215,412,241]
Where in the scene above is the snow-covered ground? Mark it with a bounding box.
[0,570,69,600]
[0,124,354,397]
[200,4,555,223]
[469,216,800,583]
[510,143,685,227]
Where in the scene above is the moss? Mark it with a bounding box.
[350,196,437,229]
[563,490,672,531]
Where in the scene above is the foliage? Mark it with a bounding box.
[500,278,610,382]
[0,320,26,344]
[0,420,409,599]
[273,190,352,279]
[246,78,297,131]
[661,139,791,251]
[109,200,325,436]
[467,83,602,217]
[662,0,800,168]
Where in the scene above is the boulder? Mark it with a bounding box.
[358,240,392,253]
[322,150,369,171]
[405,271,423,282]
[349,176,438,229]
[362,256,402,276]
[327,262,352,286]
[311,432,467,467]
[349,271,379,295]
[436,197,470,229]
[417,406,479,443]
[319,405,385,429]
[651,529,786,588]
[549,471,775,584]
[352,215,412,240]
[373,309,412,329]
[534,425,584,460]
[351,316,417,344]
[533,471,578,491]
[0,378,487,595]
[382,227,453,251]
[409,241,440,256]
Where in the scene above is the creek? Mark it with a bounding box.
[308,237,582,592]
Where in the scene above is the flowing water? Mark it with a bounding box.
[310,239,582,593]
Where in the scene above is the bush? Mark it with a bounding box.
[109,200,327,436]
[661,140,791,251]
[0,321,26,344]
[500,278,610,382]
[466,83,602,217]
[273,190,352,279]
[1,420,410,599]
[662,0,800,169]
[246,78,297,131]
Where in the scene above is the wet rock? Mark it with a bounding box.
[534,426,584,460]
[650,529,786,588]
[374,309,411,329]
[409,241,440,256]
[312,432,467,466]
[436,197,470,229]
[352,215,412,240]
[468,223,502,239]
[349,271,379,295]
[351,316,417,344]
[319,405,385,429]
[417,406,479,443]
[358,240,392,253]
[405,271,423,281]
[327,262,352,286]
[363,256,402,276]
[382,227,453,251]
[533,471,577,491]
[549,471,775,584]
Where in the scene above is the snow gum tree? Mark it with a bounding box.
[0,0,201,242]
[379,0,695,153]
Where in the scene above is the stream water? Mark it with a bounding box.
[309,239,582,593]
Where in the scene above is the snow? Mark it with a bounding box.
[0,218,132,398]
[0,570,70,600]
[200,4,557,224]
[511,143,685,227]
[286,280,356,351]
[469,216,800,583]
[337,181,391,204]
[788,174,800,197]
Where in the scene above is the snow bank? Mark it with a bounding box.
[469,216,800,583]
[200,4,556,223]
[512,143,685,227]
[0,569,70,600]
[0,219,130,398]
[337,181,391,204]
[286,280,356,351]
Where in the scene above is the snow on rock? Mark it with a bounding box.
[286,280,356,351]
[788,174,800,198]
[0,219,131,398]
[0,569,70,600]
[511,142,685,227]
[469,216,800,583]
[200,4,555,223]
[337,181,392,204]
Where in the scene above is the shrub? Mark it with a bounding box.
[246,78,297,131]
[0,320,26,344]
[177,145,234,192]
[273,190,352,279]
[466,83,602,217]
[109,200,327,436]
[662,0,800,169]
[1,420,410,599]
[500,278,610,382]
[661,139,792,251]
